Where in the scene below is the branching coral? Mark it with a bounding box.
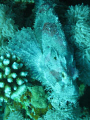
[0,52,28,102]
[65,4,90,86]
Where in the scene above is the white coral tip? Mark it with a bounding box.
[13,86,17,90]
[11,73,17,78]
[12,62,19,69]
[20,71,28,76]
[5,86,11,94]
[0,56,4,60]
[0,82,4,88]
[3,59,10,65]
[7,78,13,83]
[6,53,10,58]
[16,78,24,85]
[5,67,11,75]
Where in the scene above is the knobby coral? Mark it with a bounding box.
[0,52,28,102]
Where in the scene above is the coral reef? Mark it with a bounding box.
[0,0,90,119]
